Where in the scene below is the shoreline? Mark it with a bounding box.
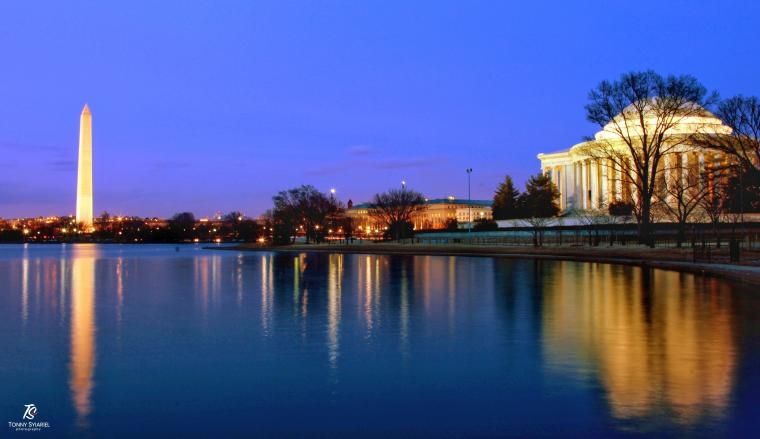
[218,243,760,286]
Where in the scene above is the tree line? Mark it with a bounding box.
[266,185,428,244]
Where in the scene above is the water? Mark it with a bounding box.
[1,244,758,437]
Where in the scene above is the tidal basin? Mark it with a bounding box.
[1,244,758,437]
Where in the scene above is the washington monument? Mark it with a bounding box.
[76,104,93,227]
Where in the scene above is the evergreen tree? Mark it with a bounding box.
[492,176,520,220]
[518,173,560,218]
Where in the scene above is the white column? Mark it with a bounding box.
[601,159,609,207]
[580,160,588,209]
[576,162,582,209]
[664,154,672,203]
[682,152,690,188]
[554,166,565,209]
[569,163,577,210]
[698,153,706,191]
[615,162,622,201]
[629,160,638,205]
[588,160,599,209]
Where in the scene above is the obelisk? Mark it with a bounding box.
[76,104,93,228]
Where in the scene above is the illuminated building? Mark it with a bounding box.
[76,104,94,228]
[346,197,492,233]
[537,106,732,211]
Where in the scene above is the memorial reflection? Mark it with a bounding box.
[543,262,736,426]
[69,248,97,428]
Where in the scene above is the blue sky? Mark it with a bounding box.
[1,0,759,218]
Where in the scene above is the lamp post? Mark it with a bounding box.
[466,168,473,233]
[401,180,406,191]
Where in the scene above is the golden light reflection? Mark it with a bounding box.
[292,254,303,314]
[211,254,221,302]
[363,256,374,333]
[21,249,29,324]
[59,258,66,325]
[327,254,343,370]
[543,263,736,425]
[116,257,124,324]
[399,262,410,358]
[261,254,274,335]
[414,255,462,320]
[194,256,209,316]
[69,251,96,427]
[236,254,244,307]
[448,256,456,333]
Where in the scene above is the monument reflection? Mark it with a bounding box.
[69,247,97,428]
[542,262,736,426]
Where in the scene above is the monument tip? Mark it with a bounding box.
[82,104,90,114]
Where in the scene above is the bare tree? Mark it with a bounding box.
[368,188,426,240]
[700,96,760,176]
[697,166,730,248]
[581,71,717,246]
[272,185,343,244]
[652,155,712,247]
[574,207,606,246]
[523,216,554,247]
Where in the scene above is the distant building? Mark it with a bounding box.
[346,196,492,235]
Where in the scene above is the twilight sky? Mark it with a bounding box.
[1,0,759,218]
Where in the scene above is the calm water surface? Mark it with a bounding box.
[1,244,758,437]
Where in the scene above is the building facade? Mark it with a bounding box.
[346,197,493,236]
[537,107,732,212]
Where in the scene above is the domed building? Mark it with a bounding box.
[537,105,733,212]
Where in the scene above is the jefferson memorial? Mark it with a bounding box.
[537,106,732,212]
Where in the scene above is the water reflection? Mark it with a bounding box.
[69,248,97,427]
[21,247,29,324]
[399,261,410,357]
[3,246,755,437]
[327,254,343,370]
[116,257,124,324]
[543,262,736,426]
[260,254,274,335]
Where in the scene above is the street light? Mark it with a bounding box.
[401,180,406,190]
[466,168,473,233]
